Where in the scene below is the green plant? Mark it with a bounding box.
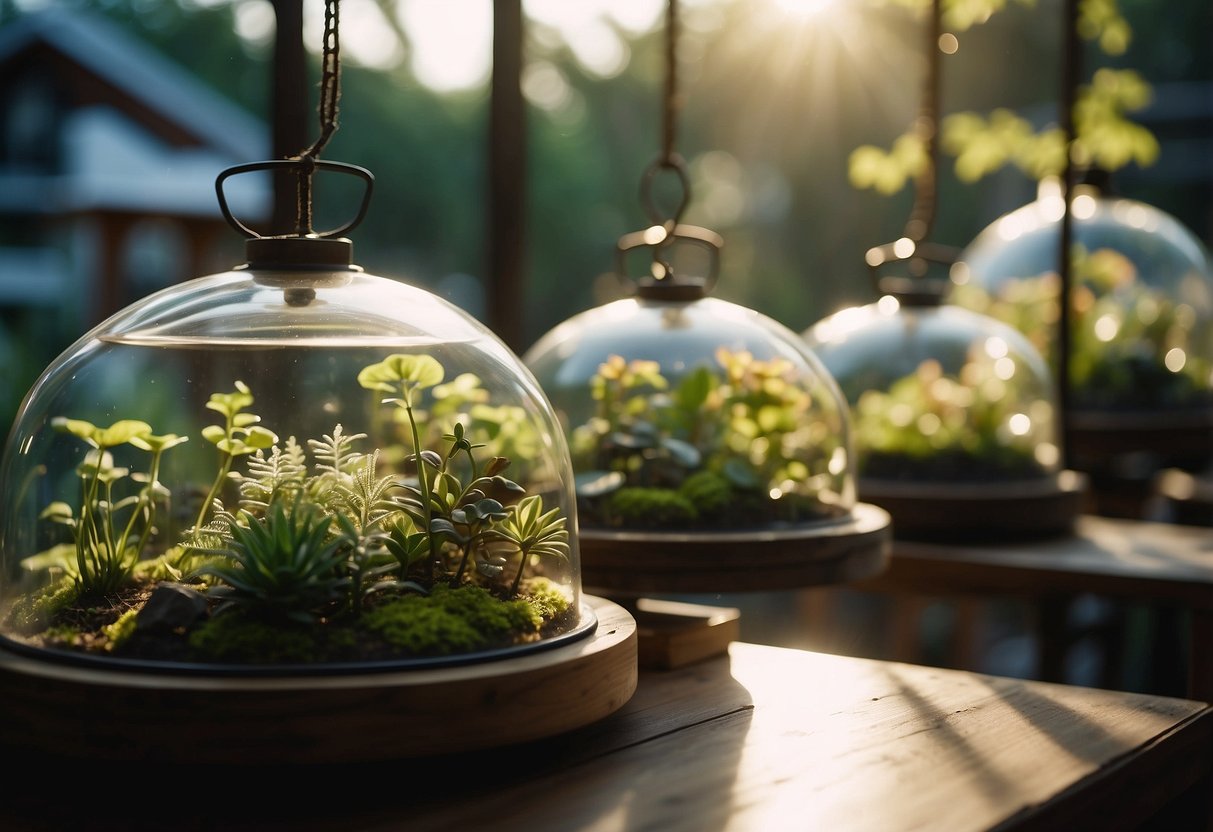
[852,356,1054,481]
[41,418,187,597]
[850,0,1155,194]
[950,247,1213,410]
[193,497,353,624]
[489,494,571,596]
[193,381,277,540]
[569,348,845,530]
[11,353,577,666]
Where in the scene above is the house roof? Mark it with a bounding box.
[0,7,267,161]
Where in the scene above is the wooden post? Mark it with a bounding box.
[270,0,308,234]
[1057,0,1079,470]
[488,0,526,353]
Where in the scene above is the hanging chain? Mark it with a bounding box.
[638,0,691,281]
[903,0,941,246]
[864,0,958,292]
[293,0,343,236]
[660,0,679,166]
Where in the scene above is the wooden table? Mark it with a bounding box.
[852,514,1213,701]
[0,642,1209,831]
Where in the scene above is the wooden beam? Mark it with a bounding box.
[488,0,526,353]
[270,0,308,234]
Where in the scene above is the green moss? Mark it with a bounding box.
[4,578,79,635]
[188,612,324,664]
[606,487,698,529]
[678,470,734,518]
[524,577,571,620]
[361,584,543,657]
[103,609,139,651]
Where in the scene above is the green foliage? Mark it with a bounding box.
[849,0,1157,193]
[193,498,353,625]
[194,381,277,540]
[870,0,1038,33]
[952,247,1213,409]
[848,133,929,196]
[490,494,571,595]
[23,358,572,662]
[44,417,186,597]
[570,348,845,530]
[852,357,1051,481]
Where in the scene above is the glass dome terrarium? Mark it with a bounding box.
[804,242,1086,541]
[523,225,891,595]
[0,160,637,764]
[951,178,1213,471]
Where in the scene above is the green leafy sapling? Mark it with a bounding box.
[358,354,445,579]
[193,381,277,541]
[43,418,187,596]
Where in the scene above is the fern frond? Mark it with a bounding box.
[308,425,368,477]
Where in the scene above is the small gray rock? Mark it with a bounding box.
[135,583,209,633]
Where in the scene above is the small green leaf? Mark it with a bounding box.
[243,426,279,450]
[358,354,445,392]
[38,501,74,523]
[51,417,98,443]
[91,420,152,447]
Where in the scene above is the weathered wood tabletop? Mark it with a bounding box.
[2,641,1209,831]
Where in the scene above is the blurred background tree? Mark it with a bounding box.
[0,0,1208,424]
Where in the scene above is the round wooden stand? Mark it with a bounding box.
[859,469,1088,543]
[580,502,892,595]
[0,595,637,765]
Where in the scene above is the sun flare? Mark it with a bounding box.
[772,0,842,19]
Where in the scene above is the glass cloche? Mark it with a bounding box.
[523,227,891,594]
[804,243,1085,541]
[951,178,1213,460]
[0,162,597,675]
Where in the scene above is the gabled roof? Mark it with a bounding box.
[0,7,267,160]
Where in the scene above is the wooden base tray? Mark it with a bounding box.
[0,595,638,765]
[860,469,1087,543]
[1069,407,1213,460]
[581,502,892,595]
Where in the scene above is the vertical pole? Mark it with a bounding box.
[489,0,526,353]
[1058,0,1079,471]
[270,0,308,233]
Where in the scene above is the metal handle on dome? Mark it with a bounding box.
[615,223,724,295]
[215,159,374,240]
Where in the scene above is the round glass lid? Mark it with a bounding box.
[803,230,1086,542]
[952,181,1213,419]
[806,296,1063,486]
[523,229,891,593]
[0,180,588,675]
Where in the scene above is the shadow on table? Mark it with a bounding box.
[0,651,755,832]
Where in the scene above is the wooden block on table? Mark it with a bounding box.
[632,597,741,671]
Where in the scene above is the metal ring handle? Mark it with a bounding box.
[864,239,960,301]
[615,223,724,295]
[215,159,374,239]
